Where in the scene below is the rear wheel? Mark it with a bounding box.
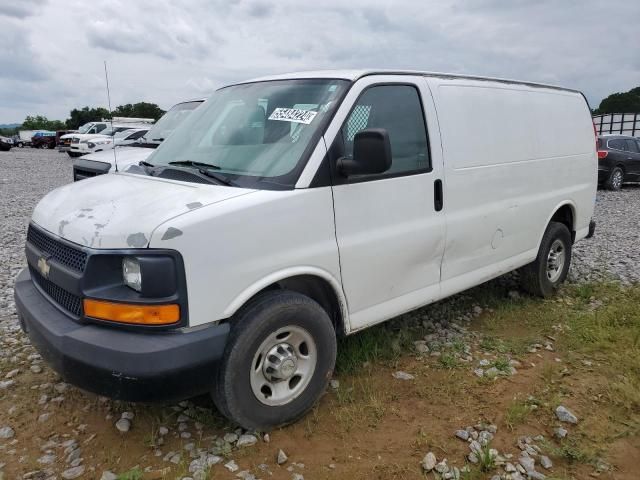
[605,167,624,191]
[521,221,572,298]
[212,290,337,430]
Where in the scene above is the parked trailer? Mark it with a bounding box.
[593,113,640,137]
[17,130,46,147]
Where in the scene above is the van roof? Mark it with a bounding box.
[242,69,579,94]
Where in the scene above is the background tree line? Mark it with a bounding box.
[3,87,640,137]
[0,102,165,136]
[592,86,640,115]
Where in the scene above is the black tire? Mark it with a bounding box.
[212,290,337,430]
[17,142,23,148]
[605,167,624,191]
[521,221,572,298]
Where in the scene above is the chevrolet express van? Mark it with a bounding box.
[15,70,597,430]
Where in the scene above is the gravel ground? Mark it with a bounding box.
[0,148,638,478]
[1,148,639,324]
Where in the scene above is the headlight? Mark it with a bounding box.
[122,257,142,292]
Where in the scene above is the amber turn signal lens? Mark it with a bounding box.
[83,299,180,325]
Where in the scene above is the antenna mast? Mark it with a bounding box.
[104,61,118,172]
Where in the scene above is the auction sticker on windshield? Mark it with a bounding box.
[268,108,317,124]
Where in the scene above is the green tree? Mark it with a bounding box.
[21,115,67,131]
[65,106,111,129]
[594,86,640,114]
[112,102,165,120]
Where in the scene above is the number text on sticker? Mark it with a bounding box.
[268,108,318,125]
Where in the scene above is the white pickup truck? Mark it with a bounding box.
[60,118,154,156]
[72,100,204,181]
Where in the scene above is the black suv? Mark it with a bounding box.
[597,135,640,190]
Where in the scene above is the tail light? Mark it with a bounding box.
[597,150,608,159]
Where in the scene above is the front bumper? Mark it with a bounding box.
[70,144,92,153]
[14,268,230,402]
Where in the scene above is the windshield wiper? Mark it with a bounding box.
[152,138,164,142]
[169,160,221,170]
[167,161,235,186]
[196,168,236,186]
[139,160,154,167]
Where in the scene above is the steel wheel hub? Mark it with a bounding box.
[546,239,565,283]
[263,343,298,381]
[250,325,317,406]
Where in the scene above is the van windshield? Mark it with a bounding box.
[143,101,203,144]
[148,79,349,189]
[77,123,95,134]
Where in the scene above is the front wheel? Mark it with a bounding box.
[212,290,337,430]
[520,221,572,298]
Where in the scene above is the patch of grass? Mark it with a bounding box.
[336,325,412,374]
[479,335,533,356]
[477,443,496,472]
[459,467,486,480]
[542,438,597,465]
[438,353,460,369]
[492,356,511,373]
[117,468,143,480]
[184,405,227,430]
[504,399,532,430]
[329,375,390,431]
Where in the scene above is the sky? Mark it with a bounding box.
[0,0,638,124]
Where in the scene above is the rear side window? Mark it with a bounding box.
[625,139,639,153]
[608,139,626,151]
[340,85,430,176]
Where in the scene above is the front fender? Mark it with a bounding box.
[222,265,349,330]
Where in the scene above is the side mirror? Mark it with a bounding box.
[338,128,392,176]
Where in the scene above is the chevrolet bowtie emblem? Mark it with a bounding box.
[37,256,51,278]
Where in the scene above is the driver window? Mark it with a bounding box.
[340,85,430,176]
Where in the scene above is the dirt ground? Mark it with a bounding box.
[2,280,639,480]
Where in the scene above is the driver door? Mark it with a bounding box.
[327,76,446,331]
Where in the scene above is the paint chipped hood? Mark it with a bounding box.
[31,173,255,249]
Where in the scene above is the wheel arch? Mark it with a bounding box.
[541,201,577,246]
[223,267,349,336]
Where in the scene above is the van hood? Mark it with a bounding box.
[31,173,255,249]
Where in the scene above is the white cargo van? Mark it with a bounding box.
[15,70,597,430]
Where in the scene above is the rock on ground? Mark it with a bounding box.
[421,452,437,472]
[555,405,578,424]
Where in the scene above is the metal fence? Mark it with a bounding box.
[593,113,640,137]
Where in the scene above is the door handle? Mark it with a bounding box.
[434,179,443,212]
